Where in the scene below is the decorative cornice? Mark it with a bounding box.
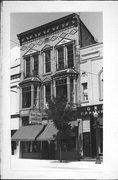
[52,68,78,79]
[17,13,77,46]
[19,76,41,86]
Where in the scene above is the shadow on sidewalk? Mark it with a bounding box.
[51,160,71,163]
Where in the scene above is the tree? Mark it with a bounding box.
[46,96,77,162]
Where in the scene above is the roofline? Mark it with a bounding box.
[17,13,76,38]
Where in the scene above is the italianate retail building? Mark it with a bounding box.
[11,13,103,161]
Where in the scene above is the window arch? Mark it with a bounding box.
[98,68,103,100]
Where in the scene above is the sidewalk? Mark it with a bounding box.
[11,157,103,170]
[7,156,105,179]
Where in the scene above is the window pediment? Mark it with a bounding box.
[55,38,74,48]
[23,48,39,57]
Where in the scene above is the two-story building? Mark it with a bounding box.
[11,13,103,161]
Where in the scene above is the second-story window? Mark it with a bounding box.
[67,44,74,68]
[22,86,31,108]
[58,47,64,70]
[26,56,30,77]
[45,50,51,73]
[82,82,88,101]
[56,43,74,70]
[33,54,38,75]
[56,78,67,99]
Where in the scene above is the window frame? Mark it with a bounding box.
[56,42,74,70]
[44,83,51,106]
[22,85,31,108]
[44,49,51,74]
[81,82,88,102]
[33,53,39,76]
[25,56,30,77]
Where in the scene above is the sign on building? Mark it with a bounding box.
[83,120,90,132]
[29,109,42,124]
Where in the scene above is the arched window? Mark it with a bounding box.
[99,69,103,100]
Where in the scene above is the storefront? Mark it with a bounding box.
[78,104,103,158]
[11,124,45,159]
[11,121,79,160]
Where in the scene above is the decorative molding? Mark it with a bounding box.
[41,44,53,52]
[55,38,74,47]
[17,13,77,45]
[23,48,39,57]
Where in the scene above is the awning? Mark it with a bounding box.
[11,124,44,141]
[36,122,58,141]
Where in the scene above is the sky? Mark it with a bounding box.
[10,12,103,49]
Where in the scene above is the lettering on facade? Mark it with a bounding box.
[79,104,103,117]
[29,110,42,124]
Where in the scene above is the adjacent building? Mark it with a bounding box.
[10,55,20,155]
[11,13,103,160]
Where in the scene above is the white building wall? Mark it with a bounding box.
[10,47,20,131]
[80,43,103,107]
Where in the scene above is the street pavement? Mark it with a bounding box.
[1,156,118,179]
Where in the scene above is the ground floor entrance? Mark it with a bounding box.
[81,105,103,158]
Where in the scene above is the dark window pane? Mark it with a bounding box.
[56,79,67,99]
[58,47,64,70]
[34,85,38,107]
[33,54,38,75]
[70,78,74,102]
[26,57,30,77]
[56,78,67,86]
[45,84,51,103]
[45,50,51,73]
[67,44,74,68]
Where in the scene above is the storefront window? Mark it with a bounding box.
[22,141,41,153]
[22,86,31,108]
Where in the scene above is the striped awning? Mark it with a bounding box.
[11,124,44,141]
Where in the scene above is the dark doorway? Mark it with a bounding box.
[83,132,91,157]
[90,115,103,157]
